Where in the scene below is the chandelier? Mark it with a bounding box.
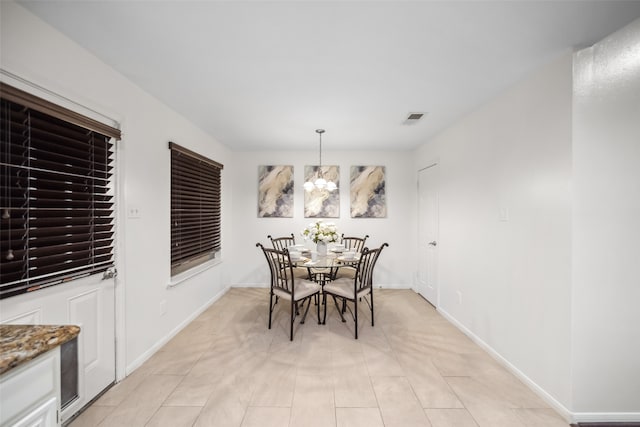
[304,129,337,192]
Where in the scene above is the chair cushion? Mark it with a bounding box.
[323,278,371,300]
[274,279,320,301]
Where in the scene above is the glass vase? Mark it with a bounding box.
[316,241,327,256]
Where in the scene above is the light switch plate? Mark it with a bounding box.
[127,205,141,219]
[499,207,509,222]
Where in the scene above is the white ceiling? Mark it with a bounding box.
[17,1,640,151]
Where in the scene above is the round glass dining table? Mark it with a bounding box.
[291,252,359,285]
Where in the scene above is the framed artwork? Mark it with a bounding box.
[304,165,340,218]
[258,165,294,217]
[350,166,386,218]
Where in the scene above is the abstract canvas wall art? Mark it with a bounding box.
[258,165,294,217]
[304,165,340,218]
[350,166,386,218]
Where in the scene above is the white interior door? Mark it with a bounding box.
[0,273,116,422]
[417,164,439,306]
[0,76,119,422]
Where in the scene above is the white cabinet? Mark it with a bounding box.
[0,349,61,427]
[11,398,57,427]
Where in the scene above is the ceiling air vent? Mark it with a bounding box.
[403,112,426,125]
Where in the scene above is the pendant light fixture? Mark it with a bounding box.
[304,129,337,192]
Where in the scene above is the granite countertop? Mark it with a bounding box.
[0,324,81,375]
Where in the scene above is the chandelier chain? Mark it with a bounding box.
[319,131,322,168]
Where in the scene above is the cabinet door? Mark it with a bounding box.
[0,350,60,427]
[12,397,58,427]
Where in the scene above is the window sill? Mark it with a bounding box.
[168,258,222,288]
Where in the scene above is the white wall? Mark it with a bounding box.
[572,18,640,416]
[414,54,574,411]
[1,2,232,373]
[227,150,415,288]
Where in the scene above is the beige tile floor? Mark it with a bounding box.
[69,288,570,427]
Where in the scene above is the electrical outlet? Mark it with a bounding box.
[456,291,462,304]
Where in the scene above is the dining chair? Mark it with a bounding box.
[268,233,310,279]
[322,242,388,339]
[257,243,321,341]
[340,234,369,253]
[333,234,370,280]
[267,233,296,251]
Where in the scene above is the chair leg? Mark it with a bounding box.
[371,292,374,327]
[333,295,347,323]
[316,293,321,324]
[354,297,359,339]
[290,299,295,341]
[268,291,274,329]
[300,297,312,324]
[322,293,328,325]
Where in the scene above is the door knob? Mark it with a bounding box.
[429,241,437,246]
[102,267,118,280]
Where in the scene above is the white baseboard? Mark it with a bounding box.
[125,285,230,375]
[437,307,574,423]
[231,282,268,288]
[376,283,407,289]
[572,412,640,423]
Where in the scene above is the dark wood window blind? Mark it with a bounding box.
[170,142,223,276]
[0,84,120,299]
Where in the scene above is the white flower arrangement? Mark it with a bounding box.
[301,220,339,244]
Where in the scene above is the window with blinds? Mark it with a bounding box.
[0,83,120,299]
[170,142,223,276]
